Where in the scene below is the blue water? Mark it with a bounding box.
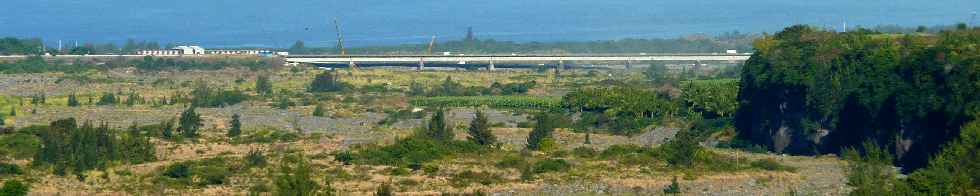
[1,0,976,48]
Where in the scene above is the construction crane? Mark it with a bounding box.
[427,35,436,55]
[333,18,346,56]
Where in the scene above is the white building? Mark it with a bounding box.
[173,46,205,55]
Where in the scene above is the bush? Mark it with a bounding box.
[0,180,28,196]
[531,159,571,174]
[449,170,504,188]
[0,163,22,175]
[663,176,681,194]
[334,151,353,165]
[527,113,558,151]
[572,147,597,158]
[163,163,191,179]
[750,159,796,172]
[661,129,702,167]
[0,133,40,159]
[233,129,300,144]
[274,155,329,195]
[245,150,267,168]
[375,183,393,196]
[495,155,527,169]
[351,137,483,167]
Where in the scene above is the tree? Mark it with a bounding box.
[0,180,28,196]
[161,119,175,138]
[255,75,273,96]
[178,107,202,138]
[422,109,453,141]
[67,94,79,107]
[8,107,14,117]
[274,155,330,195]
[0,114,5,127]
[96,92,117,105]
[309,71,347,92]
[375,183,393,196]
[228,114,242,137]
[288,41,307,54]
[312,104,325,117]
[467,111,496,145]
[645,63,668,82]
[843,141,898,195]
[275,95,290,110]
[526,113,557,150]
[128,121,140,136]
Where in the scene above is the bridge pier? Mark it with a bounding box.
[488,57,495,71]
[348,61,358,70]
[418,58,425,71]
[625,58,632,70]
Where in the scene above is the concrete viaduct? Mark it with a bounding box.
[285,53,753,70]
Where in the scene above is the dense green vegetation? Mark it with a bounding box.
[734,25,980,171]
[409,77,538,97]
[411,96,561,111]
[33,118,156,175]
[680,79,739,118]
[188,82,248,107]
[845,117,980,195]
[0,56,279,74]
[562,87,681,135]
[309,70,351,92]
[0,37,43,55]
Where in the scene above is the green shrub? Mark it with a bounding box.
[163,163,191,179]
[0,180,28,196]
[661,129,702,167]
[245,150,267,168]
[750,159,796,172]
[572,147,597,158]
[352,137,483,167]
[0,133,39,159]
[233,129,300,144]
[449,170,504,188]
[495,155,527,169]
[531,159,571,174]
[422,164,440,175]
[386,167,410,176]
[196,165,230,185]
[274,155,330,195]
[663,176,681,194]
[375,183,393,196]
[0,163,22,175]
[334,151,353,165]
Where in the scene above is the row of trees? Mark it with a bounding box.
[0,56,280,74]
[409,77,537,97]
[33,118,156,175]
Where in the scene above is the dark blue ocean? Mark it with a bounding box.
[1,0,977,48]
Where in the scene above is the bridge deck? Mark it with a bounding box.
[286,53,752,64]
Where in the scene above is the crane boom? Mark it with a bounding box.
[427,35,436,55]
[334,18,346,55]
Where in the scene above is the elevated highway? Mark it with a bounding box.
[284,53,752,70]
